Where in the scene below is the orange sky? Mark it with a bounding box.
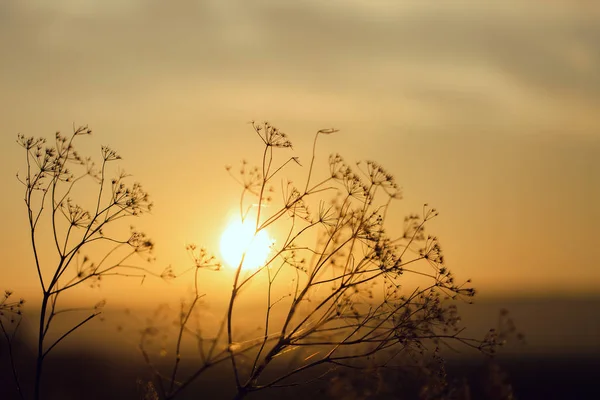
[1,0,599,306]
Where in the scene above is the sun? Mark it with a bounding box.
[220,217,273,271]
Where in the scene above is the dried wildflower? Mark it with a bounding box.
[15,125,161,396]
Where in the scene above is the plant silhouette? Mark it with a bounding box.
[138,122,519,399]
[7,123,520,400]
[1,289,24,398]
[13,127,172,399]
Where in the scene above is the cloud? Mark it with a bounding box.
[1,0,598,135]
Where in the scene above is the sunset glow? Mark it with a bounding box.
[1,2,599,399]
[219,217,273,271]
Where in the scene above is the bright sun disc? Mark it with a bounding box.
[220,218,273,271]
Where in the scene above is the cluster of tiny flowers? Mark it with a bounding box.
[282,181,311,220]
[0,290,25,324]
[355,210,385,242]
[111,176,153,216]
[128,227,155,254]
[226,159,263,196]
[186,244,222,271]
[62,198,91,227]
[478,309,525,355]
[371,238,403,273]
[253,121,293,148]
[16,135,55,190]
[403,214,426,241]
[327,155,370,198]
[280,248,308,272]
[75,253,96,279]
[360,160,399,192]
[101,145,121,162]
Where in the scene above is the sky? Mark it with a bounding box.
[1,0,599,309]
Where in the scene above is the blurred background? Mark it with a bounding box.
[1,1,598,398]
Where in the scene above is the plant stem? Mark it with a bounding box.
[227,254,246,392]
[34,293,49,400]
[233,388,248,400]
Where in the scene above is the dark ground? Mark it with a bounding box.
[1,347,599,399]
[2,296,598,399]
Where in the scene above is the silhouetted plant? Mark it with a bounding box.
[0,289,25,398]
[15,126,171,399]
[141,122,516,399]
